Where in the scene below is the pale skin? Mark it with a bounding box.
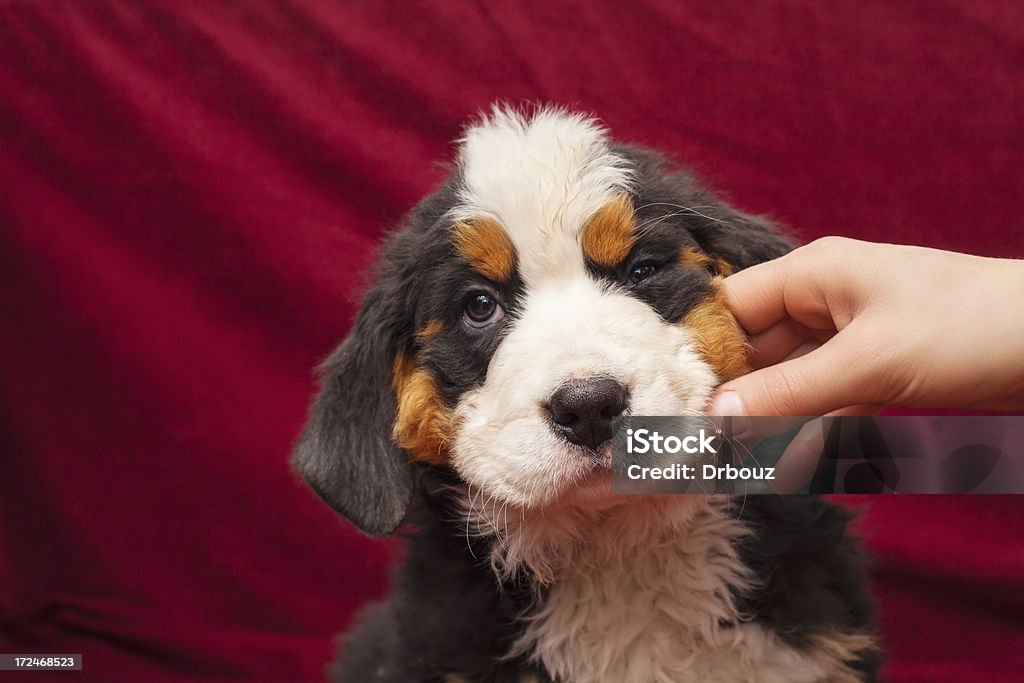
[706,237,1024,492]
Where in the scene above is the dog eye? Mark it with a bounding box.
[463,292,504,327]
[627,263,657,287]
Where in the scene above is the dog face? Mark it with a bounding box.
[294,107,792,535]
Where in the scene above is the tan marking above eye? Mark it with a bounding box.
[581,193,636,267]
[452,216,517,282]
[682,281,749,383]
[391,352,452,464]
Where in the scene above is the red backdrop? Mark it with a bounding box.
[2,2,1023,681]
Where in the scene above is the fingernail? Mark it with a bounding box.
[709,390,750,439]
[710,390,746,417]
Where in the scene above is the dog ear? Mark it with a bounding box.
[615,144,795,272]
[687,200,795,273]
[292,280,414,537]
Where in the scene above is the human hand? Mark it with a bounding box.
[709,237,1024,418]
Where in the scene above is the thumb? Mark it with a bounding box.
[709,330,873,417]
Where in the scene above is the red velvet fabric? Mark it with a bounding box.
[2,2,1022,681]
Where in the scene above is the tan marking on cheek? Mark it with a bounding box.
[680,246,733,276]
[713,257,733,276]
[391,352,452,464]
[581,193,635,267]
[683,280,749,383]
[416,319,443,339]
[803,631,877,683]
[453,216,517,281]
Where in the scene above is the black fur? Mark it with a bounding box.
[616,146,794,271]
[333,469,552,682]
[293,185,461,535]
[294,129,879,681]
[332,483,879,681]
[733,496,881,678]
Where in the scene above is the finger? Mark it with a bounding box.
[831,403,884,417]
[718,259,796,335]
[709,400,879,446]
[769,417,829,494]
[710,327,876,417]
[746,318,839,369]
[718,415,818,447]
[746,319,816,369]
[720,240,864,336]
[720,254,837,335]
[779,339,820,363]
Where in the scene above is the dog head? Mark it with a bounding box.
[294,106,792,536]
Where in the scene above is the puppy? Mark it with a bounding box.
[294,106,879,683]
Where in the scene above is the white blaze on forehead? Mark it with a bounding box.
[453,106,633,282]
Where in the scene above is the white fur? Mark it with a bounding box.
[504,498,827,683]
[449,108,833,682]
[452,276,714,511]
[450,106,715,511]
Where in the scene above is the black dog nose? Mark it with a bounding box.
[547,378,628,450]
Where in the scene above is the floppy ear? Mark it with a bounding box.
[614,144,795,272]
[687,200,795,272]
[292,282,413,537]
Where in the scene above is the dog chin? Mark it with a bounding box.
[551,444,613,497]
[528,443,676,517]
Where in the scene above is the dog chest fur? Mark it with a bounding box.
[506,497,832,683]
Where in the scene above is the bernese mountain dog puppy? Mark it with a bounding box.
[293,106,879,683]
